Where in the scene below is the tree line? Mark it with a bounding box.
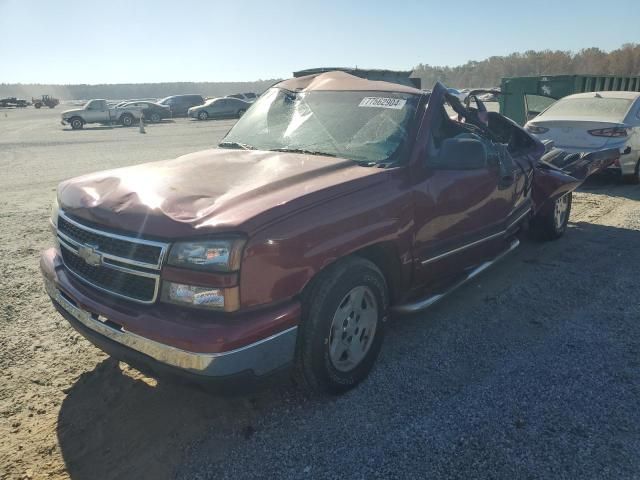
[0,80,280,101]
[412,43,640,88]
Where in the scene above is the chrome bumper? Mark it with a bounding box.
[44,277,297,377]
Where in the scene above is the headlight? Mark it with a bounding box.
[161,282,239,311]
[167,239,245,272]
[525,124,549,134]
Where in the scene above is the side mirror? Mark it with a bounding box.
[428,137,487,170]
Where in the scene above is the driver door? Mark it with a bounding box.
[411,87,516,290]
[85,100,107,122]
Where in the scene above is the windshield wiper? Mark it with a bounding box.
[218,141,256,150]
[269,148,337,157]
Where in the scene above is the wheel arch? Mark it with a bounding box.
[298,241,404,307]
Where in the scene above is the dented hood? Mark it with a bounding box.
[58,148,385,238]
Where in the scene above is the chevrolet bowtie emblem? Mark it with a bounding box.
[77,243,102,267]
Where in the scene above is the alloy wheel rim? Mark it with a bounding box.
[328,286,378,372]
[554,194,569,229]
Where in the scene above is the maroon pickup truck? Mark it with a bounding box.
[41,72,618,394]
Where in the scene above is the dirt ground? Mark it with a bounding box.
[1,106,639,479]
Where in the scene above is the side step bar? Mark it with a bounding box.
[392,238,520,314]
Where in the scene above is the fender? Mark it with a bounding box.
[531,147,619,214]
[239,168,415,308]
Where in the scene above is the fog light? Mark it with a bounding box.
[161,282,240,312]
[165,282,224,309]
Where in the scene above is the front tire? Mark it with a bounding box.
[530,192,572,240]
[237,109,246,118]
[69,117,83,130]
[294,257,388,395]
[150,112,161,123]
[120,114,134,127]
[198,111,208,121]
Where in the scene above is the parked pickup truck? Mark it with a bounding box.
[60,99,143,129]
[42,71,619,394]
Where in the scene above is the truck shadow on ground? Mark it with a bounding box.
[56,221,640,480]
[56,357,304,480]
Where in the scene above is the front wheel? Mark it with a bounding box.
[34,103,42,109]
[198,111,208,121]
[120,114,134,127]
[294,257,388,395]
[237,109,246,118]
[530,192,572,241]
[149,112,161,123]
[69,117,83,130]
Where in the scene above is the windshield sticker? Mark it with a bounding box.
[358,97,407,109]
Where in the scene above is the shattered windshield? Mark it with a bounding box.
[220,88,419,163]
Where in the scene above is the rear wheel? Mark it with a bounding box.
[150,112,161,123]
[237,109,246,118]
[34,103,42,109]
[69,117,83,130]
[530,192,572,241]
[622,158,640,185]
[120,114,134,127]
[198,111,208,121]
[294,257,388,395]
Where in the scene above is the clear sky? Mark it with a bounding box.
[1,0,639,84]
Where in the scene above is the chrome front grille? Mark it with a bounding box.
[56,211,169,304]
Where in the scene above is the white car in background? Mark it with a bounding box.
[525,91,640,183]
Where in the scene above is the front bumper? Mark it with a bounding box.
[41,248,300,381]
[552,145,637,175]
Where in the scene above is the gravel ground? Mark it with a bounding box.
[1,106,640,479]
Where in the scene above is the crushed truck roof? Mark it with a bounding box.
[276,71,424,95]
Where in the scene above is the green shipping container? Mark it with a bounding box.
[499,75,640,125]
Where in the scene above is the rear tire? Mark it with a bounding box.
[530,192,572,241]
[198,111,208,121]
[34,103,42,109]
[120,114,134,127]
[69,117,83,130]
[294,257,388,395]
[150,112,161,123]
[237,109,246,118]
[622,159,640,185]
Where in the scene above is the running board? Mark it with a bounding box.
[391,239,520,314]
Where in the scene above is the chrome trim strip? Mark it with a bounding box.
[421,231,504,265]
[58,229,162,272]
[420,208,531,266]
[44,278,297,376]
[395,239,519,314]
[58,211,169,270]
[506,207,532,232]
[59,242,160,304]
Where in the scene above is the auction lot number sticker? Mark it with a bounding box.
[358,97,407,109]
